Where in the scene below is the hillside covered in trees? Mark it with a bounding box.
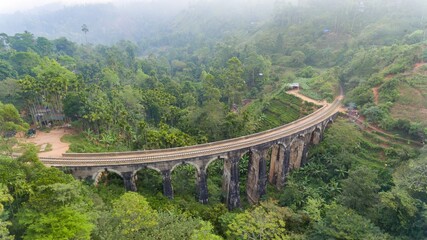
[1,0,427,239]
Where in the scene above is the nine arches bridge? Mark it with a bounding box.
[40,97,342,210]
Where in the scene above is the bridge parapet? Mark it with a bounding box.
[42,99,340,210]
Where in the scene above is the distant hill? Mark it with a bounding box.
[0,0,278,45]
[0,1,189,45]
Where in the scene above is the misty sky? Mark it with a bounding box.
[0,0,148,14]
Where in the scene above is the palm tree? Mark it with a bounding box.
[81,24,89,44]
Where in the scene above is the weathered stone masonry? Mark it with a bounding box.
[60,114,337,210]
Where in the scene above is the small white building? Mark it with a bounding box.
[289,83,300,90]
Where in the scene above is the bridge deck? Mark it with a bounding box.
[41,97,342,167]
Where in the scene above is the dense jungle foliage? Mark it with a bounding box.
[1,0,427,239]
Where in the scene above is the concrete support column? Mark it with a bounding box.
[162,170,173,199]
[223,154,240,210]
[122,172,137,192]
[197,169,209,204]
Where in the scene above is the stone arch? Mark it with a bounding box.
[93,168,124,186]
[240,150,253,160]
[276,141,288,149]
[171,161,200,199]
[171,161,201,174]
[134,165,162,176]
[323,118,334,129]
[310,127,323,145]
[289,133,307,147]
[204,155,228,172]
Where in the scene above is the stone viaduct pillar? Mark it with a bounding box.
[258,150,268,198]
[311,129,323,145]
[62,113,338,211]
[122,171,137,192]
[246,149,269,205]
[269,145,280,186]
[197,169,209,204]
[300,142,310,167]
[268,144,291,189]
[301,132,315,166]
[162,170,173,199]
[223,152,241,210]
[279,147,291,188]
[269,144,291,189]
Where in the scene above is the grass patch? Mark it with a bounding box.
[311,119,396,167]
[279,118,418,209]
[258,92,318,131]
[391,76,427,126]
[293,78,329,101]
[40,143,53,152]
[61,133,129,153]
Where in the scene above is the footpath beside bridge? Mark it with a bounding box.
[40,97,342,210]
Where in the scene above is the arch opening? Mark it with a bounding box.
[172,163,198,201]
[93,169,126,197]
[324,119,334,129]
[239,151,252,207]
[206,157,225,204]
[135,167,163,196]
[93,168,123,186]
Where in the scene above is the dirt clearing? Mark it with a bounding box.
[20,128,71,157]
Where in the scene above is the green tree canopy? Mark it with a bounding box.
[0,101,28,136]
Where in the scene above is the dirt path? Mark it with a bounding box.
[370,62,427,107]
[20,128,71,157]
[286,89,327,106]
[414,62,426,71]
[372,87,379,105]
[350,116,423,147]
[287,87,422,146]
[287,89,347,113]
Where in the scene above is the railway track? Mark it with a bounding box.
[41,97,342,167]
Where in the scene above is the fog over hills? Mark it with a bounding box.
[0,1,184,44]
[1,1,427,238]
[0,0,279,45]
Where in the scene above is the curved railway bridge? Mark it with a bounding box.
[41,97,342,210]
